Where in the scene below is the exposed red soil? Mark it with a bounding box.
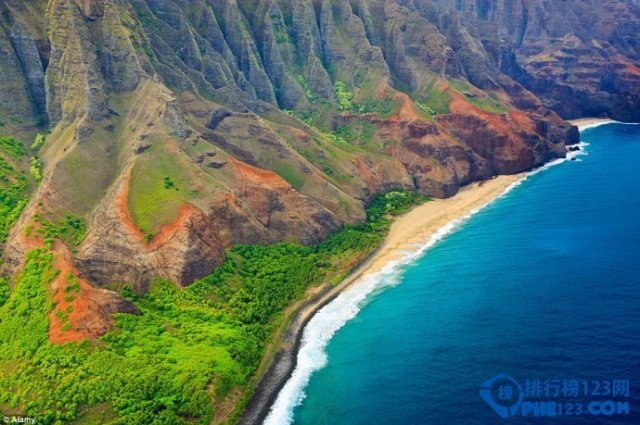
[115,168,147,244]
[448,89,536,135]
[353,157,377,186]
[6,207,121,344]
[373,82,419,123]
[396,92,420,121]
[166,140,178,154]
[507,109,537,134]
[147,204,199,248]
[48,251,96,344]
[617,56,640,78]
[14,223,45,251]
[48,246,136,344]
[230,157,291,189]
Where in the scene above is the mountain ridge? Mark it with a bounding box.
[0,1,638,423]
[0,0,637,337]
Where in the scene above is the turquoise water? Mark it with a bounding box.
[285,123,640,424]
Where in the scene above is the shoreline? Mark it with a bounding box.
[238,174,524,425]
[243,117,613,424]
[341,174,525,279]
[568,117,616,131]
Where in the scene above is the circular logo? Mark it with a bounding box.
[480,373,524,418]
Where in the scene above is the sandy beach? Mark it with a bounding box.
[245,117,625,422]
[239,173,525,425]
[248,118,628,424]
[364,174,524,277]
[568,117,615,131]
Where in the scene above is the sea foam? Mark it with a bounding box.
[576,119,617,132]
[263,139,593,425]
[576,119,640,132]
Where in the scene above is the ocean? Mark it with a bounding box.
[265,122,640,425]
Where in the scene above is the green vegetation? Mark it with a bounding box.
[63,272,81,303]
[285,84,398,136]
[324,132,358,153]
[297,75,315,103]
[334,81,354,111]
[284,108,317,126]
[0,277,8,307]
[334,122,377,150]
[356,96,400,117]
[271,14,290,44]
[55,123,118,214]
[0,135,30,243]
[0,136,25,158]
[0,191,427,424]
[0,171,29,243]
[30,156,43,181]
[128,141,195,234]
[275,164,304,190]
[31,133,46,151]
[414,79,452,117]
[448,79,510,114]
[415,101,436,116]
[283,101,334,129]
[162,176,175,190]
[332,82,400,118]
[33,213,86,248]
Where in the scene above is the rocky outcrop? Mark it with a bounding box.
[0,2,47,127]
[6,21,47,117]
[420,0,640,120]
[254,0,304,109]
[45,0,110,125]
[379,1,463,90]
[0,0,635,314]
[101,2,144,92]
[74,171,226,293]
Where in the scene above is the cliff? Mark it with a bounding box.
[0,0,636,339]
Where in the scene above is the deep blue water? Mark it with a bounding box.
[292,124,640,424]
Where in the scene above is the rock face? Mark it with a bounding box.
[429,0,640,120]
[0,0,636,308]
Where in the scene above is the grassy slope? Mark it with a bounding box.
[415,78,453,117]
[128,138,198,235]
[0,191,426,425]
[54,124,119,215]
[0,5,520,423]
[448,79,510,114]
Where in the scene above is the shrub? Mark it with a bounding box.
[31,133,46,151]
[163,176,175,189]
[334,81,354,111]
[30,156,43,181]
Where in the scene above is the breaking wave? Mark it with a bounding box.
[263,136,595,425]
